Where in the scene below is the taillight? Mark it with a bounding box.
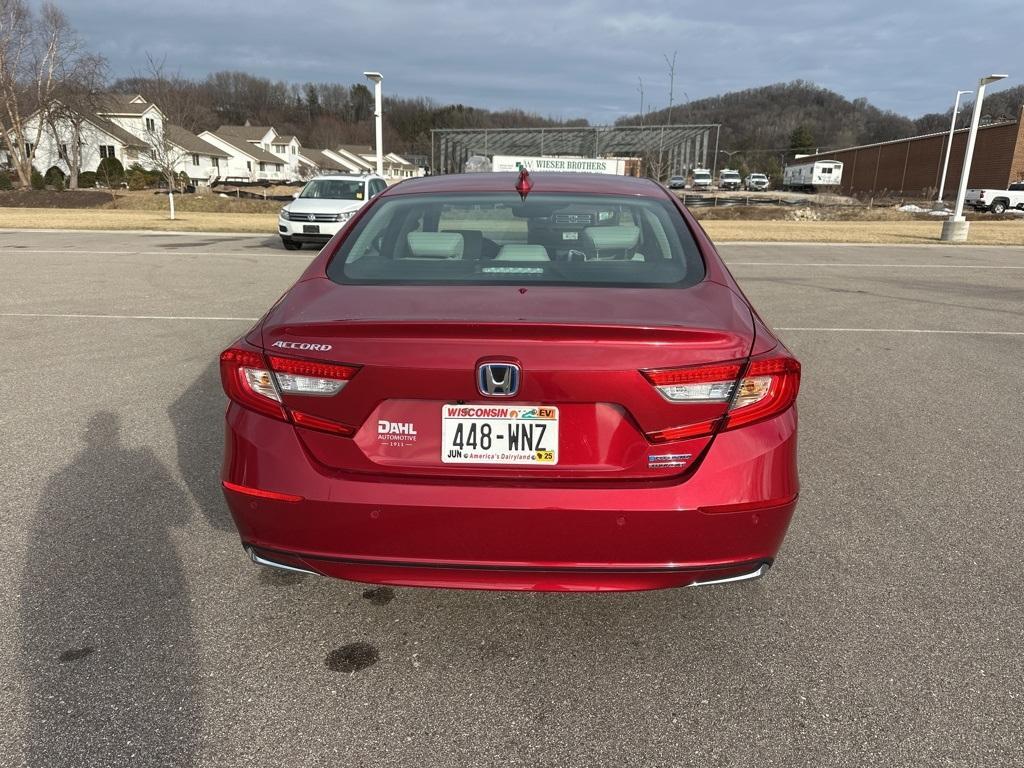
[724,355,801,430]
[220,346,359,435]
[642,353,800,443]
[268,356,358,396]
[643,363,742,403]
[220,348,286,420]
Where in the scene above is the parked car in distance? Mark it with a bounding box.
[964,182,1024,214]
[719,169,742,191]
[745,172,770,191]
[668,175,687,189]
[691,168,712,191]
[221,171,801,592]
[278,173,387,250]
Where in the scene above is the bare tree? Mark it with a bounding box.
[0,2,84,185]
[654,50,678,182]
[44,52,106,188]
[136,56,195,219]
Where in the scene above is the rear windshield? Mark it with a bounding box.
[327,192,705,287]
[300,179,365,200]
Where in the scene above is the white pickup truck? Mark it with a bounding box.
[964,182,1024,214]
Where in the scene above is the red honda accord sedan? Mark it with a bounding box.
[220,171,800,591]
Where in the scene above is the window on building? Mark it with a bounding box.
[59,143,67,159]
[259,162,266,172]
[192,153,200,166]
[99,145,115,159]
[212,157,219,169]
[145,117,155,132]
[291,146,296,154]
[25,142,35,157]
[246,161,252,171]
[275,164,281,171]
[274,145,285,154]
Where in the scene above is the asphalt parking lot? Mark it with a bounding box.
[1,230,1022,767]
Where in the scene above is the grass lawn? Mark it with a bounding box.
[1,206,1022,244]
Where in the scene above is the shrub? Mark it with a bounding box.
[0,172,12,190]
[31,167,45,190]
[78,171,97,188]
[128,162,162,187]
[96,156,125,187]
[127,169,149,190]
[44,166,66,190]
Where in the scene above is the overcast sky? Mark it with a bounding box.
[62,0,1020,123]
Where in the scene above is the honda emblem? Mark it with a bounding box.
[477,362,521,397]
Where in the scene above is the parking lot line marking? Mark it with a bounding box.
[776,327,1024,336]
[723,241,1024,249]
[729,262,1024,269]
[0,249,312,258]
[0,312,258,321]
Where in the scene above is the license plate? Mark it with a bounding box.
[302,224,320,234]
[441,404,558,465]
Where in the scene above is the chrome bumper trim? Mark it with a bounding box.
[688,562,770,587]
[247,547,319,576]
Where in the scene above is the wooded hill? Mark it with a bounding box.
[613,80,1024,178]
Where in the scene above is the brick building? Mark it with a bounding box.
[794,106,1024,199]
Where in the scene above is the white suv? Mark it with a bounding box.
[278,174,387,250]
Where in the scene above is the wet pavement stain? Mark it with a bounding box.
[325,642,379,673]
[361,586,394,605]
[58,646,95,663]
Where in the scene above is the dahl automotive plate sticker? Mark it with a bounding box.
[441,405,559,465]
[377,419,418,446]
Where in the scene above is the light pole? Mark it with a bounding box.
[363,71,383,177]
[942,74,1008,242]
[937,89,972,202]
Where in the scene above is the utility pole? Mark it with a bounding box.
[363,71,384,176]
[938,89,972,202]
[637,76,645,127]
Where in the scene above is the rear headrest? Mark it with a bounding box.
[406,232,464,259]
[584,225,640,251]
[495,244,549,261]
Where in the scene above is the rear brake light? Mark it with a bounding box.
[220,346,359,435]
[725,356,800,430]
[643,363,742,402]
[642,353,800,443]
[220,347,286,420]
[268,356,358,396]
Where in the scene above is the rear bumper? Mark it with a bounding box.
[222,406,799,591]
[278,217,341,242]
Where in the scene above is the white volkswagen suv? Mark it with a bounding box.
[278,174,387,250]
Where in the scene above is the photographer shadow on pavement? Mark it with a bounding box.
[19,411,200,768]
[169,359,234,531]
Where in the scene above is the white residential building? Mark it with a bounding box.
[297,148,351,178]
[328,145,423,180]
[7,94,228,186]
[163,125,230,186]
[199,125,304,182]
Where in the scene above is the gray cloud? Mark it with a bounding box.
[62,0,1020,122]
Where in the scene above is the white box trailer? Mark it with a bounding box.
[490,155,627,175]
[783,159,843,191]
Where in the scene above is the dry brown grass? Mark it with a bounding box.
[2,206,1022,244]
[701,220,1024,245]
[0,207,275,233]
